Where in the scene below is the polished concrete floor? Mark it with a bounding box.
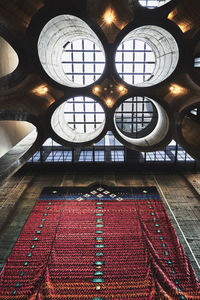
[0,170,200,280]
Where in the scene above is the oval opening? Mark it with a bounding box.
[114,96,169,147]
[138,0,172,9]
[51,96,106,143]
[115,96,158,139]
[38,15,106,87]
[115,25,179,87]
[0,36,19,78]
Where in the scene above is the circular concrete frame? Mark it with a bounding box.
[38,15,106,88]
[113,97,170,147]
[51,97,106,143]
[114,97,158,138]
[116,25,179,87]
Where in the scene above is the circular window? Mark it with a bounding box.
[115,25,179,87]
[113,97,170,148]
[115,97,158,138]
[38,15,105,87]
[51,96,106,143]
[138,0,171,9]
[115,39,155,86]
[61,39,105,86]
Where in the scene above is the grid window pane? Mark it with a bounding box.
[45,151,72,162]
[79,151,93,162]
[61,39,105,86]
[95,151,104,162]
[28,151,40,162]
[194,57,200,68]
[111,150,125,162]
[139,0,170,9]
[115,97,155,136]
[142,151,171,161]
[64,97,105,133]
[116,39,155,85]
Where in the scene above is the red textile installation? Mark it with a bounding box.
[0,186,199,299]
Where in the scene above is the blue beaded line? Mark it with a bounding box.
[147,197,185,299]
[93,193,107,294]
[12,201,51,295]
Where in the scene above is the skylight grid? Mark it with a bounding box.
[116,39,155,85]
[194,57,200,68]
[111,150,125,162]
[95,151,105,162]
[79,150,93,162]
[115,97,154,134]
[28,151,40,163]
[27,136,196,165]
[61,39,105,86]
[64,97,104,133]
[46,151,72,162]
[176,151,194,162]
[143,151,171,161]
[139,0,169,9]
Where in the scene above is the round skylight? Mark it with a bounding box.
[61,39,105,86]
[113,97,170,148]
[38,15,105,88]
[138,0,171,9]
[51,96,106,143]
[115,39,155,86]
[115,25,179,87]
[115,97,157,138]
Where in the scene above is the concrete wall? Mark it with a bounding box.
[0,36,18,78]
[0,121,35,158]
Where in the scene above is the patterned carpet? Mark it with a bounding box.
[0,185,199,299]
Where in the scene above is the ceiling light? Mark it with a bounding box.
[106,98,112,106]
[169,84,188,95]
[93,86,100,93]
[33,85,48,95]
[103,9,115,25]
[118,85,124,92]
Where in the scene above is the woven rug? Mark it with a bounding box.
[0,185,199,299]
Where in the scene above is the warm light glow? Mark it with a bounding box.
[168,11,189,33]
[177,22,189,33]
[169,84,188,95]
[103,8,115,25]
[118,85,124,92]
[168,11,175,21]
[33,85,48,95]
[106,98,113,106]
[93,86,100,93]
